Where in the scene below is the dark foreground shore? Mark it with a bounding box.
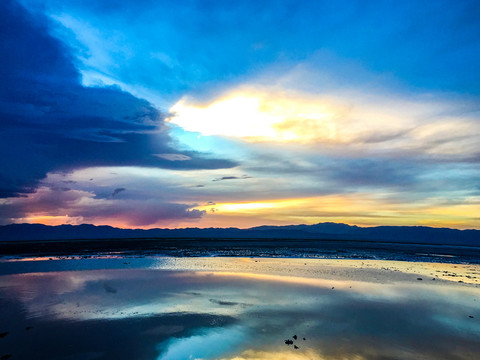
[2,237,480,264]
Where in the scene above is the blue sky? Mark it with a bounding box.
[1,0,479,228]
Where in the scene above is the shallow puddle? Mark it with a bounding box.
[0,257,479,360]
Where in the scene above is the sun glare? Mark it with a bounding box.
[167,89,337,142]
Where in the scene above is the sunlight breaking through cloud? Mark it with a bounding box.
[168,84,480,159]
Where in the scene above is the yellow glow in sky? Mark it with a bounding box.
[220,349,328,360]
[200,199,307,213]
[168,89,337,142]
[195,195,368,215]
[167,85,480,158]
[193,195,480,229]
[12,215,82,226]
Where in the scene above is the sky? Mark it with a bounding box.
[1,0,479,229]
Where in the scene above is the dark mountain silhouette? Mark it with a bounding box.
[0,222,479,246]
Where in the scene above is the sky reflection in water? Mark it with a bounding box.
[0,261,479,360]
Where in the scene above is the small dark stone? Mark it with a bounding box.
[469,315,474,318]
[285,339,293,345]
[294,345,299,349]
[293,335,297,340]
[26,327,33,331]
[0,332,8,338]
[417,278,423,281]
[331,287,335,289]
[303,337,306,340]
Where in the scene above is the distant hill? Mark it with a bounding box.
[0,222,479,246]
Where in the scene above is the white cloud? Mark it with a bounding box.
[167,67,480,159]
[157,326,247,360]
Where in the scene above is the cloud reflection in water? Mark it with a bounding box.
[0,266,479,360]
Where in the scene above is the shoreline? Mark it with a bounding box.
[1,237,480,265]
[1,255,479,287]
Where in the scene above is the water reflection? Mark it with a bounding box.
[0,263,479,360]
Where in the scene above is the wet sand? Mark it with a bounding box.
[148,257,480,285]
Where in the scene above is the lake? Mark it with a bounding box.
[0,256,479,360]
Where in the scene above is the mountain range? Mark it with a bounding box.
[0,223,479,246]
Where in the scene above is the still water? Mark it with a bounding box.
[0,257,479,360]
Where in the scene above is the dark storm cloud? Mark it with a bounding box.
[208,299,246,307]
[111,188,126,198]
[0,0,235,197]
[212,175,252,182]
